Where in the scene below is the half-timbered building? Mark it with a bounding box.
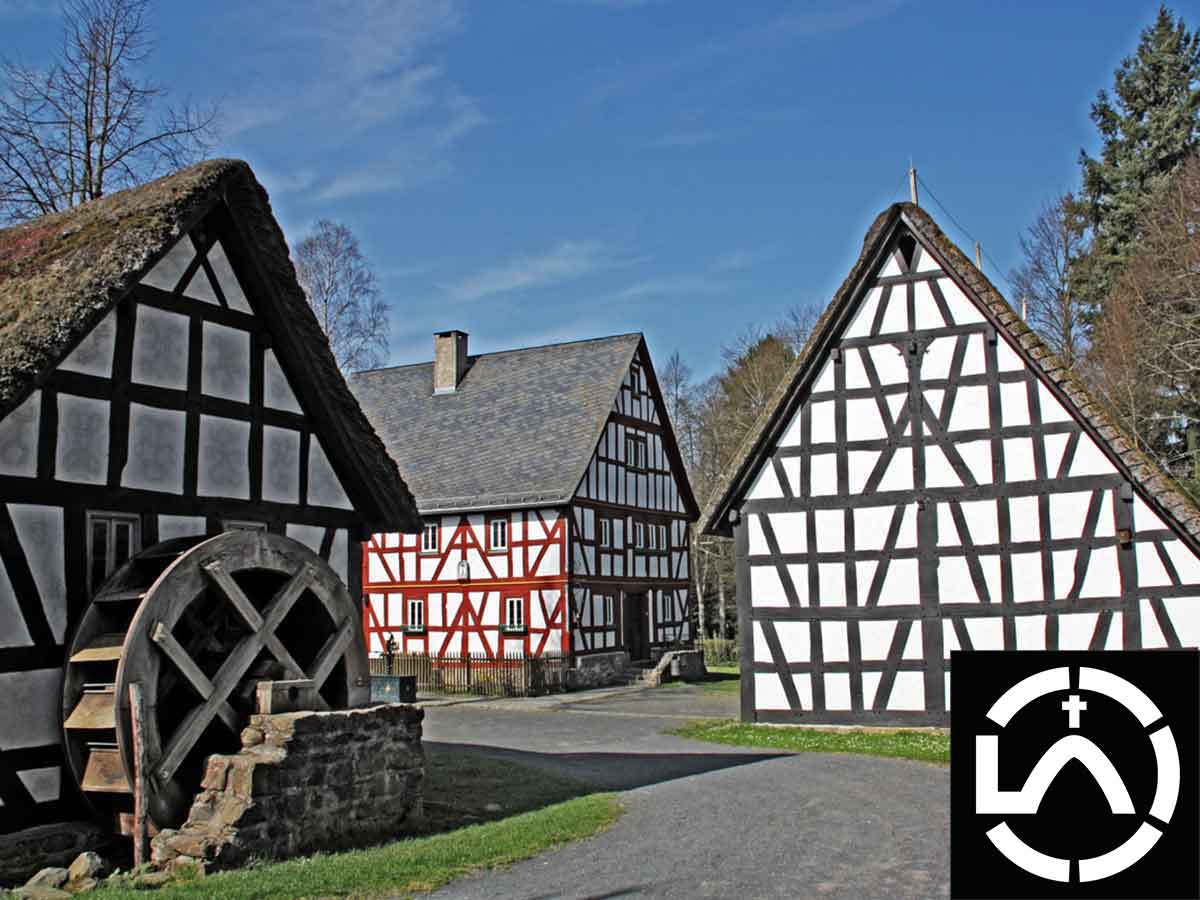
[703,201,1200,726]
[0,160,418,859]
[352,331,699,664]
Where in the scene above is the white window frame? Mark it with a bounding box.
[407,596,425,631]
[599,518,611,548]
[633,521,645,549]
[604,594,614,626]
[658,524,668,551]
[421,522,439,554]
[489,517,508,552]
[631,365,644,396]
[87,511,142,593]
[504,595,525,632]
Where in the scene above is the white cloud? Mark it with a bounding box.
[709,245,781,273]
[614,274,727,301]
[440,240,613,303]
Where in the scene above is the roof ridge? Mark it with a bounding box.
[354,331,643,375]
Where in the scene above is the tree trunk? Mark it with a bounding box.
[691,530,706,640]
[717,573,727,639]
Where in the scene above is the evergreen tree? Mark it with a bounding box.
[1077,6,1200,312]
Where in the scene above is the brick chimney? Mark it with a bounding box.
[433,330,469,394]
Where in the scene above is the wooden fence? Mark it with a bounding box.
[368,652,570,697]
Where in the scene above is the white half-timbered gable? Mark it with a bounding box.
[703,201,1200,725]
[0,160,418,845]
[354,332,699,663]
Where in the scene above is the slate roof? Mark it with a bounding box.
[0,159,420,532]
[352,332,699,517]
[702,202,1200,551]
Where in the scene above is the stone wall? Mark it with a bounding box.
[151,703,424,871]
[642,649,706,687]
[566,650,629,689]
[0,822,108,886]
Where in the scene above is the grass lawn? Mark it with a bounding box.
[662,664,741,694]
[90,748,621,900]
[667,719,950,765]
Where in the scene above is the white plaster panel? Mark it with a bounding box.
[1106,613,1123,650]
[913,280,945,331]
[1068,436,1116,477]
[843,349,870,390]
[1000,381,1031,427]
[915,248,941,273]
[262,426,301,504]
[879,254,903,278]
[876,558,920,606]
[0,391,39,477]
[286,523,324,554]
[862,671,882,709]
[132,305,189,389]
[995,337,1024,372]
[843,286,883,339]
[810,401,835,443]
[329,529,348,584]
[1011,552,1045,604]
[876,447,914,492]
[755,673,793,710]
[979,555,1003,604]
[0,555,31,647]
[59,310,116,378]
[921,337,955,381]
[902,623,923,659]
[123,403,185,493]
[939,556,979,604]
[1008,495,1040,543]
[854,504,899,552]
[141,238,193,292]
[158,515,205,540]
[936,277,984,324]
[1052,550,1077,599]
[818,563,847,606]
[1037,382,1074,423]
[308,440,353,509]
[0,668,61,747]
[956,440,993,484]
[825,673,852,710]
[184,264,220,304]
[198,415,250,498]
[944,673,952,711]
[55,394,108,484]
[1135,542,1174,587]
[1162,597,1200,648]
[868,344,908,385]
[751,564,791,607]
[809,359,835,396]
[818,620,848,663]
[367,555,388,584]
[879,290,907,334]
[1132,495,1167,532]
[428,593,443,628]
[1141,598,1167,649]
[1079,546,1121,599]
[770,512,807,554]
[1002,437,1037,482]
[208,242,252,313]
[1049,492,1091,541]
[813,509,844,553]
[9,504,65,641]
[964,616,1004,650]
[1165,541,1200,585]
[888,671,925,711]
[1015,614,1046,650]
[845,398,887,441]
[19,766,60,803]
[847,450,879,495]
[859,619,895,661]
[809,453,838,496]
[201,323,251,402]
[924,388,945,420]
[959,333,987,376]
[1058,612,1099,650]
[264,350,303,414]
[924,445,961,489]
[947,385,990,432]
[856,560,877,595]
[886,392,908,428]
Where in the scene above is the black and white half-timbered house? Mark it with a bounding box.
[0,160,418,860]
[352,332,699,665]
[704,202,1200,725]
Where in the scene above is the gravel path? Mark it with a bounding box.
[418,685,950,899]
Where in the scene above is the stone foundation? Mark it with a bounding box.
[566,650,629,689]
[0,822,108,887]
[151,703,424,871]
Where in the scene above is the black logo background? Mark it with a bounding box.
[951,650,1199,899]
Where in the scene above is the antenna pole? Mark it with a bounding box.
[908,164,919,205]
[974,241,982,270]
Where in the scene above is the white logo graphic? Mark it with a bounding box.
[975,666,1180,883]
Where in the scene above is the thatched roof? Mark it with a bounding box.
[702,202,1200,551]
[0,159,420,532]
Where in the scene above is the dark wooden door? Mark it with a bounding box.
[624,591,649,661]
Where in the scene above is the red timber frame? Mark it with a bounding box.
[362,508,569,659]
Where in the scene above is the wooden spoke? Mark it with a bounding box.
[150,622,239,733]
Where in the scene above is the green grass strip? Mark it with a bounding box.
[92,793,622,900]
[668,719,949,765]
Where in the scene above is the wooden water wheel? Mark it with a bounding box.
[62,531,370,832]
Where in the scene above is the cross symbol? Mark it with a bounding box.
[1062,693,1087,729]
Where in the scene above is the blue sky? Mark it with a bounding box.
[2,0,1191,377]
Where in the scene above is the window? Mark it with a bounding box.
[488,517,508,552]
[658,524,668,550]
[599,518,611,548]
[88,512,142,592]
[603,594,614,626]
[633,521,645,549]
[421,522,439,553]
[659,592,671,622]
[625,435,648,471]
[648,524,657,550]
[630,366,644,396]
[407,597,425,631]
[504,596,525,632]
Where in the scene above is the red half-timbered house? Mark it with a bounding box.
[352,331,699,663]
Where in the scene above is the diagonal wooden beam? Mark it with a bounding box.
[308,617,355,692]
[150,622,239,732]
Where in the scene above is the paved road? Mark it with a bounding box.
[420,685,950,900]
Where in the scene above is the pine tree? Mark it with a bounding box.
[1077,5,1200,312]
